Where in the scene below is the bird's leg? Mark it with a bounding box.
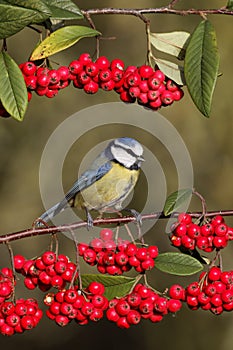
[124,208,142,226]
[32,218,50,229]
[85,207,94,230]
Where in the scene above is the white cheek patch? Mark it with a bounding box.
[111,146,136,168]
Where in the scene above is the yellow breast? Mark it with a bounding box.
[74,162,139,211]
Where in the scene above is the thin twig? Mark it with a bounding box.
[1,210,233,244]
[81,7,233,19]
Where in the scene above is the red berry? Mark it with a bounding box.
[20,315,35,330]
[48,69,60,84]
[139,80,149,93]
[153,69,165,82]
[106,307,119,322]
[211,215,224,226]
[55,314,69,327]
[126,310,141,325]
[186,282,200,296]
[88,282,105,295]
[78,53,92,65]
[126,72,141,87]
[99,69,112,82]
[57,66,69,80]
[84,80,99,94]
[83,248,96,263]
[110,58,124,71]
[129,86,140,98]
[115,252,128,266]
[187,224,201,239]
[95,56,110,70]
[0,323,14,336]
[100,229,114,241]
[85,62,99,76]
[167,299,182,313]
[42,251,56,265]
[37,73,50,87]
[213,236,227,249]
[172,89,184,101]
[147,245,159,259]
[169,284,185,300]
[201,223,214,236]
[22,61,37,76]
[166,79,178,92]
[25,75,37,90]
[127,293,141,308]
[138,65,153,79]
[174,223,187,237]
[208,267,222,281]
[215,223,228,236]
[120,91,135,103]
[100,80,115,91]
[116,316,130,329]
[78,71,91,85]
[161,90,174,105]
[178,213,192,225]
[14,255,25,270]
[69,60,83,74]
[115,300,130,316]
[196,236,209,250]
[149,97,162,109]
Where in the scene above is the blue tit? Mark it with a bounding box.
[38,137,144,226]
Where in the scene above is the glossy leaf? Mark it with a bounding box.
[150,31,190,59]
[184,20,220,117]
[30,25,100,60]
[0,51,28,121]
[4,0,52,22]
[154,58,185,85]
[0,4,40,39]
[163,188,192,216]
[41,0,83,19]
[81,274,137,300]
[155,252,203,276]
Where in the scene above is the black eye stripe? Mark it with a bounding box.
[113,145,139,159]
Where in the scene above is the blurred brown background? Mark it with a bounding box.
[0,0,233,349]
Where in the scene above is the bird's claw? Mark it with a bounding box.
[125,208,142,226]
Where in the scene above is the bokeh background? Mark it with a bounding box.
[0,0,233,349]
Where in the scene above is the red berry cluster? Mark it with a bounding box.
[170,213,233,252]
[106,283,182,328]
[185,267,233,315]
[45,282,108,326]
[15,53,183,112]
[14,251,78,291]
[78,228,159,275]
[0,268,14,303]
[0,298,43,336]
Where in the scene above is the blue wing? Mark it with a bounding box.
[39,160,112,223]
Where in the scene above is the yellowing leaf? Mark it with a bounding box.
[30,25,100,60]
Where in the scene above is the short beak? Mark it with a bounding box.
[138,156,145,162]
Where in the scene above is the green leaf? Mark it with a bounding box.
[41,0,83,19]
[0,4,37,38]
[30,25,100,60]
[150,31,190,59]
[227,0,233,9]
[81,274,137,300]
[184,20,220,117]
[3,0,52,22]
[155,252,203,276]
[153,58,185,85]
[0,51,28,121]
[163,188,192,216]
